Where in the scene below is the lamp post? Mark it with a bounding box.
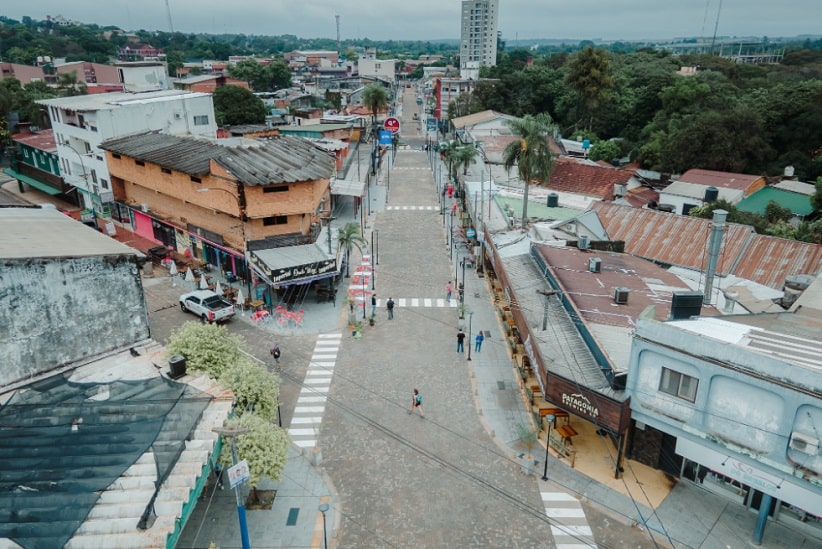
[213,427,251,549]
[541,414,555,481]
[196,187,250,294]
[467,311,473,361]
[375,229,379,265]
[319,503,330,549]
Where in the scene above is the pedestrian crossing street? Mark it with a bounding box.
[287,333,342,449]
[374,298,459,308]
[541,491,596,548]
[386,205,440,211]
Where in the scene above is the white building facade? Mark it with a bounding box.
[38,90,216,211]
[460,0,499,79]
[627,311,822,542]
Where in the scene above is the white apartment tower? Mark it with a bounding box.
[460,0,499,79]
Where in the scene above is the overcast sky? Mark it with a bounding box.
[6,1,821,43]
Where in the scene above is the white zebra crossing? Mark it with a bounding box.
[386,205,439,211]
[541,491,596,548]
[375,298,458,308]
[287,333,342,449]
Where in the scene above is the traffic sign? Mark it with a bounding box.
[383,117,401,134]
[379,130,392,145]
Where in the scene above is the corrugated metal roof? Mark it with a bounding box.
[545,158,633,199]
[592,202,822,290]
[676,168,763,190]
[772,180,816,196]
[500,253,612,392]
[732,234,822,289]
[592,202,752,276]
[101,131,215,175]
[0,346,232,548]
[452,110,514,129]
[661,180,744,201]
[100,132,334,184]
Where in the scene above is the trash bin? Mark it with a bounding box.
[169,355,187,379]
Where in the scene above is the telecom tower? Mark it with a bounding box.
[336,15,341,53]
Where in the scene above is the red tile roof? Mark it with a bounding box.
[543,158,633,199]
[12,129,58,152]
[592,202,822,290]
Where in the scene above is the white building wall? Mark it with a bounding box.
[460,0,499,69]
[357,58,396,81]
[45,93,216,209]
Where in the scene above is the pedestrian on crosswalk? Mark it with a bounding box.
[456,329,466,353]
[387,297,395,320]
[446,281,452,302]
[475,331,484,352]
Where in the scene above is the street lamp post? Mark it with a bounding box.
[467,311,474,361]
[318,503,330,549]
[213,427,252,549]
[196,187,250,294]
[541,415,555,481]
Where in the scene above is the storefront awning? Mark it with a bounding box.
[249,241,339,287]
[330,178,366,198]
[3,168,61,196]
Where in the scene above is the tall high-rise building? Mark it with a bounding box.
[460,0,499,79]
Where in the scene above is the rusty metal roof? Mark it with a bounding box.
[100,131,334,184]
[545,158,633,199]
[592,202,822,290]
[676,168,764,190]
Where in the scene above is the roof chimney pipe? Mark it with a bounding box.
[703,209,727,305]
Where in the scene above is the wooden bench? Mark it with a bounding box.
[556,425,578,446]
[539,408,570,424]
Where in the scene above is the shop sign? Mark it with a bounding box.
[561,392,600,419]
[251,255,337,284]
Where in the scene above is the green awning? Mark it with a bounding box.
[3,168,62,196]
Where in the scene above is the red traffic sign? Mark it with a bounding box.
[383,117,401,134]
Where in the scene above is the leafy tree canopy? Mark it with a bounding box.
[213,85,267,125]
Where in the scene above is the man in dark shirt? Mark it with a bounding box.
[387,297,395,320]
[456,329,466,353]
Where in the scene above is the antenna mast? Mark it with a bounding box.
[336,15,341,53]
[165,0,175,33]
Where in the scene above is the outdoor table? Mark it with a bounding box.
[248,300,265,311]
[556,425,578,446]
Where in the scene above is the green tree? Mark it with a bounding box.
[56,71,87,97]
[565,46,614,130]
[362,83,388,124]
[337,222,366,277]
[811,177,822,213]
[166,322,289,502]
[452,145,479,175]
[212,85,266,125]
[764,201,793,223]
[502,114,556,227]
[588,140,620,163]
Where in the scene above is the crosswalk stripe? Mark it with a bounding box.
[542,491,595,547]
[292,439,316,448]
[373,298,463,308]
[542,492,578,502]
[386,205,437,211]
[411,298,419,307]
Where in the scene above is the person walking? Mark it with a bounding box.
[371,293,377,317]
[409,388,424,416]
[475,331,484,352]
[387,297,395,320]
[456,329,466,353]
[447,182,454,198]
[446,281,452,302]
[270,343,281,368]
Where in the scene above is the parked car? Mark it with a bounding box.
[179,290,235,323]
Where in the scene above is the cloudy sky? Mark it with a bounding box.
[6,1,821,43]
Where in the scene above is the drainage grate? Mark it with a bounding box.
[483,330,491,338]
[286,507,300,526]
[497,381,506,390]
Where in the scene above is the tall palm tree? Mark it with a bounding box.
[502,114,556,228]
[453,145,479,175]
[362,83,388,125]
[337,223,366,277]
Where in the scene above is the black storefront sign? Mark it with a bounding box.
[251,254,337,285]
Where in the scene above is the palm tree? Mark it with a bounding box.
[362,83,388,125]
[453,145,479,176]
[502,114,556,228]
[337,223,366,277]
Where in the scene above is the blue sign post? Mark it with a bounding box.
[379,130,392,146]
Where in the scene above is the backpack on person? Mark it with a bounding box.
[270,347,281,359]
[415,393,422,405]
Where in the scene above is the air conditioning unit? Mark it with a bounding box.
[588,257,601,273]
[790,432,820,455]
[613,287,629,304]
[578,234,590,250]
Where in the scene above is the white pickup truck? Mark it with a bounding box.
[179,290,235,323]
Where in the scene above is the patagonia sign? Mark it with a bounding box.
[562,392,600,419]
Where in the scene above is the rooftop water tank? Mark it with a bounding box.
[547,193,559,207]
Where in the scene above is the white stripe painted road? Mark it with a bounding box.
[288,333,341,450]
[386,205,438,211]
[541,491,596,548]
[374,298,459,308]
